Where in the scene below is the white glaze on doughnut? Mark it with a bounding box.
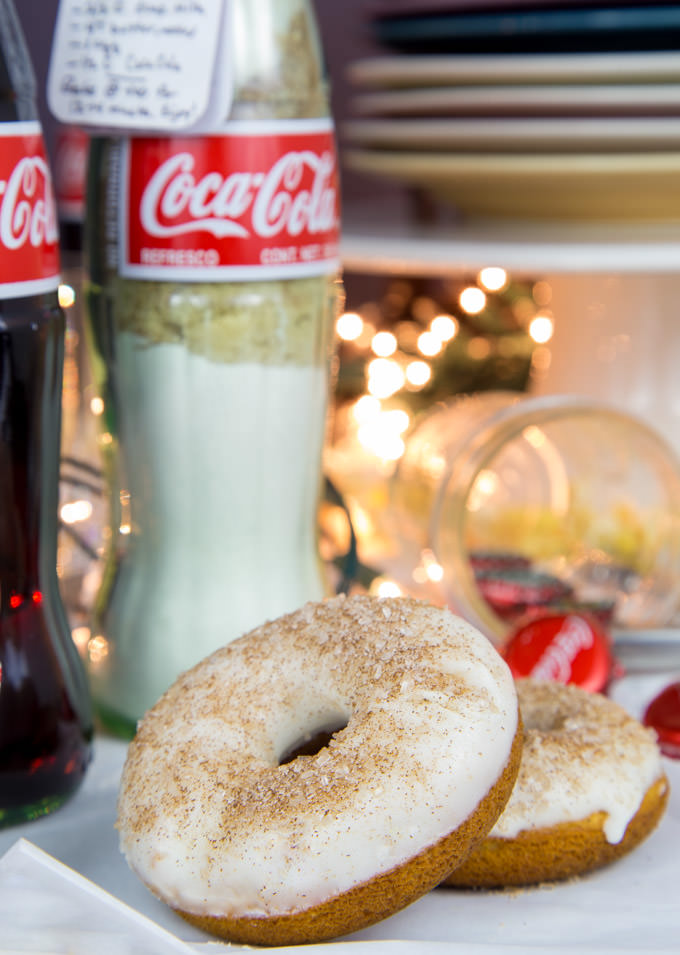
[117,595,518,919]
[491,679,667,844]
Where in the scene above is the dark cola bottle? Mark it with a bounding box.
[0,0,93,826]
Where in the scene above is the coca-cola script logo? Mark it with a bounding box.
[122,123,340,280]
[503,612,613,693]
[0,123,61,298]
[529,615,594,683]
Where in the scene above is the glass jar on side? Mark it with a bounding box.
[390,392,680,645]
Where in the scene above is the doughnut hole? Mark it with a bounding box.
[272,701,351,765]
[279,717,349,764]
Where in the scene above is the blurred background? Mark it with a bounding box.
[21,0,680,646]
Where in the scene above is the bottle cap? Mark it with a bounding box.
[468,550,531,574]
[475,568,572,621]
[519,597,616,629]
[502,611,613,693]
[643,682,680,758]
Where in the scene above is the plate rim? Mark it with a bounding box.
[344,146,680,176]
[348,51,680,89]
[352,82,680,117]
[342,115,680,149]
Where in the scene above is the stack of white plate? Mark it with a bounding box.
[343,2,680,221]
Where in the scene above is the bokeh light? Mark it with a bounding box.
[371,330,398,357]
[529,314,554,344]
[336,311,364,341]
[459,286,487,315]
[478,267,507,292]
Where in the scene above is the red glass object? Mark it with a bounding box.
[475,567,573,622]
[643,683,680,759]
[502,611,613,693]
[519,597,616,629]
[0,0,93,827]
[468,550,532,574]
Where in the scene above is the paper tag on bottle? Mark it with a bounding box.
[47,0,233,134]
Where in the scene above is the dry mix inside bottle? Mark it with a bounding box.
[85,0,341,735]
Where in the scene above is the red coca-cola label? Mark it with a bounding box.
[120,119,340,281]
[0,122,61,299]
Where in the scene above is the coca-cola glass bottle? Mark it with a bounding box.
[84,0,341,735]
[0,0,93,825]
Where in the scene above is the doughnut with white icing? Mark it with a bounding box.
[117,595,521,945]
[444,678,669,889]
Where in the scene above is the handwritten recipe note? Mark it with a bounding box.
[48,0,230,132]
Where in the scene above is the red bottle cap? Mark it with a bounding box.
[643,682,680,759]
[520,597,616,629]
[475,568,572,621]
[469,550,532,574]
[502,611,613,693]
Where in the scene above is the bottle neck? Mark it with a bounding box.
[0,0,38,123]
[230,0,329,121]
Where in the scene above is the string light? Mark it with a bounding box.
[478,267,507,292]
[336,311,363,341]
[528,314,554,344]
[58,284,76,308]
[352,395,381,424]
[371,330,398,357]
[367,358,405,399]
[357,422,405,461]
[425,562,444,583]
[459,286,487,314]
[417,330,443,357]
[419,549,444,583]
[430,313,458,342]
[60,499,93,524]
[405,360,432,388]
[371,578,404,598]
[355,407,411,462]
[383,408,410,434]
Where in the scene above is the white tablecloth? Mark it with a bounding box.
[1,673,679,954]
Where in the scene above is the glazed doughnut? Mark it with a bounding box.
[444,678,669,889]
[117,595,521,946]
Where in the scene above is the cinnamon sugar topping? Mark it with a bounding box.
[491,679,666,843]
[117,595,518,919]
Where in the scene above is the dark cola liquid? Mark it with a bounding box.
[0,295,93,826]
